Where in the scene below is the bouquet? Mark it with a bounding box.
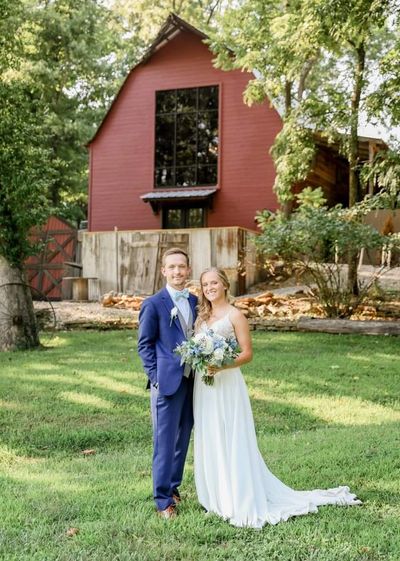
[174,329,240,386]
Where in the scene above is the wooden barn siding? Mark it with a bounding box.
[88,30,282,233]
[82,227,262,296]
[293,146,349,208]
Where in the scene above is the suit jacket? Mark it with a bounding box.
[137,287,198,396]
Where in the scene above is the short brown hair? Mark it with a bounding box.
[162,247,190,266]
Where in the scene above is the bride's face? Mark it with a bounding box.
[201,271,226,303]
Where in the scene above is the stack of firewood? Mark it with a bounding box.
[101,292,144,310]
[100,288,325,319]
[234,291,321,319]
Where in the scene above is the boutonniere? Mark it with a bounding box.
[170,306,178,326]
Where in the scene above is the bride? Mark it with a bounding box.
[193,267,361,529]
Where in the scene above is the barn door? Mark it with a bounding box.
[25,216,77,300]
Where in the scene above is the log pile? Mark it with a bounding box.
[101,292,144,310]
[234,291,323,319]
[99,289,323,319]
[99,288,400,322]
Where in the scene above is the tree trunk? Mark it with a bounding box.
[282,80,293,219]
[347,44,365,295]
[0,256,40,351]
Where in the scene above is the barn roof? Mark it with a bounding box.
[88,14,208,145]
[89,13,387,157]
[141,13,208,64]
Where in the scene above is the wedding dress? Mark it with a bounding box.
[193,313,361,529]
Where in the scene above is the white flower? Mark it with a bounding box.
[170,306,178,326]
[193,333,206,343]
[193,333,214,354]
[202,335,214,355]
[213,348,224,361]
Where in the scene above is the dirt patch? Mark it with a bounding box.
[34,301,138,330]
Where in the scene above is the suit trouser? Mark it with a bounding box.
[150,376,194,511]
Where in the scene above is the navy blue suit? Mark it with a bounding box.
[138,287,197,510]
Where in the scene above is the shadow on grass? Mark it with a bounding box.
[1,330,399,459]
[249,331,400,408]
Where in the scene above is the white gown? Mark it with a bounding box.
[193,313,361,529]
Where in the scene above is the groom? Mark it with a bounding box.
[137,247,197,519]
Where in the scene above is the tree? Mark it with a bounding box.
[12,1,225,225]
[303,0,395,292]
[210,0,397,293]
[209,0,327,213]
[18,0,125,224]
[0,1,51,350]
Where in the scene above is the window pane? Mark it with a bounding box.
[155,86,219,188]
[176,88,197,113]
[198,86,218,110]
[197,138,218,164]
[175,166,196,186]
[156,90,176,114]
[176,113,196,166]
[197,110,218,134]
[197,110,218,165]
[155,167,174,187]
[165,208,183,229]
[155,115,174,167]
[187,208,204,228]
[197,164,217,185]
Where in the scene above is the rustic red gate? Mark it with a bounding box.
[25,216,77,300]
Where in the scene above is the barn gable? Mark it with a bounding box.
[88,14,282,232]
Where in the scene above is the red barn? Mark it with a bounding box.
[88,14,283,232]
[88,14,385,232]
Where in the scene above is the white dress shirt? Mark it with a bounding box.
[166,284,190,325]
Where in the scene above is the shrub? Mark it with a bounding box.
[256,200,399,318]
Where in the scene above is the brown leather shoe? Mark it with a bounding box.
[173,494,181,505]
[157,504,176,519]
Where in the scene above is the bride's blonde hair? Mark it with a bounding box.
[196,267,231,326]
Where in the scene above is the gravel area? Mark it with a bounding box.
[33,265,399,330]
[34,300,138,329]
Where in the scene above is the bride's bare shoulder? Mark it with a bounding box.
[228,305,247,323]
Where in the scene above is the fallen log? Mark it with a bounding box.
[249,317,400,335]
[297,318,400,335]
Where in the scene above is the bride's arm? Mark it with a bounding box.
[208,308,252,373]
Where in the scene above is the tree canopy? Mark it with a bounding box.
[210,0,400,208]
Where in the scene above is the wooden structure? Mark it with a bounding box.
[87,14,281,233]
[82,227,263,297]
[293,134,387,209]
[87,14,387,235]
[25,216,77,300]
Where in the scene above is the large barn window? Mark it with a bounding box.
[155,86,218,188]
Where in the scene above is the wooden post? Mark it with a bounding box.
[72,278,88,301]
[114,226,119,293]
[368,141,375,196]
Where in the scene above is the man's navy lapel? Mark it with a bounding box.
[161,287,185,336]
[189,294,197,321]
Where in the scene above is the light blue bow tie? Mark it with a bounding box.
[174,288,189,300]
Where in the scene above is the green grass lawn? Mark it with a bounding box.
[0,330,399,561]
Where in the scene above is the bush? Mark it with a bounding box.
[256,201,400,318]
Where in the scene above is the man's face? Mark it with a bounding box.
[161,253,191,291]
